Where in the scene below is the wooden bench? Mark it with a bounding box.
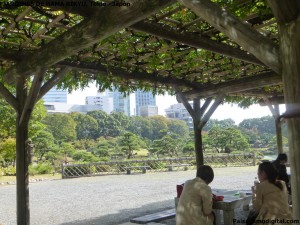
[130,209,176,224]
[165,164,190,171]
[124,166,150,174]
[119,222,165,225]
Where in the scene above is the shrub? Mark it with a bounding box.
[29,163,54,175]
[4,166,16,176]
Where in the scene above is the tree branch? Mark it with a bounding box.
[180,0,280,73]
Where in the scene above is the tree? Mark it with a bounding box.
[0,99,47,140]
[127,116,153,140]
[0,138,16,166]
[119,132,140,159]
[42,113,77,142]
[148,116,169,140]
[110,112,130,130]
[168,119,189,139]
[87,110,109,138]
[70,112,98,140]
[32,130,56,163]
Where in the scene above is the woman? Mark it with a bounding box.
[272,153,290,193]
[250,161,292,225]
[176,165,214,225]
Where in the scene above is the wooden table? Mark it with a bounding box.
[175,189,252,225]
[212,189,252,225]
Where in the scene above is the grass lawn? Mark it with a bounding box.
[0,173,61,183]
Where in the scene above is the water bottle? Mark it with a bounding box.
[254,177,259,187]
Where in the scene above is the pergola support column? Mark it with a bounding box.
[177,92,224,168]
[263,97,283,153]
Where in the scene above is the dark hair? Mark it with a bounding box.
[196,165,214,184]
[258,161,283,190]
[276,153,288,162]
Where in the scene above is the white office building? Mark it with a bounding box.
[135,90,156,116]
[165,103,193,130]
[140,105,158,117]
[42,86,68,103]
[85,92,113,114]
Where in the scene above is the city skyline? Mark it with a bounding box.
[67,84,285,124]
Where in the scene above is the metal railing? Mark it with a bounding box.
[61,153,256,178]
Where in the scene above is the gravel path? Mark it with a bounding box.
[0,166,258,225]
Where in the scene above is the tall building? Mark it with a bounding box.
[42,86,67,103]
[165,103,193,130]
[140,105,158,117]
[113,89,131,116]
[135,90,156,116]
[85,91,113,114]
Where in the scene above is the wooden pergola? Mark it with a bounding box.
[0,1,299,224]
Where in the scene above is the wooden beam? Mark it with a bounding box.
[0,82,18,111]
[267,0,300,24]
[37,67,71,101]
[19,68,46,125]
[198,95,224,129]
[183,71,281,100]
[38,0,264,66]
[258,96,284,106]
[180,0,280,73]
[176,92,196,119]
[262,96,278,117]
[56,60,201,90]
[130,21,264,66]
[3,0,176,83]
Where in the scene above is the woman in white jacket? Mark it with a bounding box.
[176,165,214,225]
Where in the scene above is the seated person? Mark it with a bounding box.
[176,165,214,225]
[272,153,290,193]
[247,162,292,225]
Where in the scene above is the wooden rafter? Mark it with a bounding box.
[3,0,176,83]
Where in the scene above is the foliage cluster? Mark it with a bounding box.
[0,97,286,175]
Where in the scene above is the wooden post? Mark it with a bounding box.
[274,105,283,153]
[16,77,30,225]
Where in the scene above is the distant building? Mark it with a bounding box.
[85,92,113,114]
[44,102,102,114]
[165,103,193,130]
[140,105,158,117]
[113,89,131,116]
[135,90,156,116]
[42,86,67,103]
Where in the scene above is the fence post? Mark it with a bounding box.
[61,163,65,179]
[252,152,256,166]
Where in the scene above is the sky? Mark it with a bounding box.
[67,83,285,125]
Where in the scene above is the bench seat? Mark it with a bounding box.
[165,164,190,171]
[124,166,150,174]
[119,222,165,225]
[130,209,176,224]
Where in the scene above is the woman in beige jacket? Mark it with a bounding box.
[176,165,214,225]
[251,161,292,225]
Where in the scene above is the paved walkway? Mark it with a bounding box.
[0,166,257,225]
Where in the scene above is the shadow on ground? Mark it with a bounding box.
[59,199,174,225]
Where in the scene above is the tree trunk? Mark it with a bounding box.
[16,77,30,225]
[280,15,300,221]
[194,121,203,168]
